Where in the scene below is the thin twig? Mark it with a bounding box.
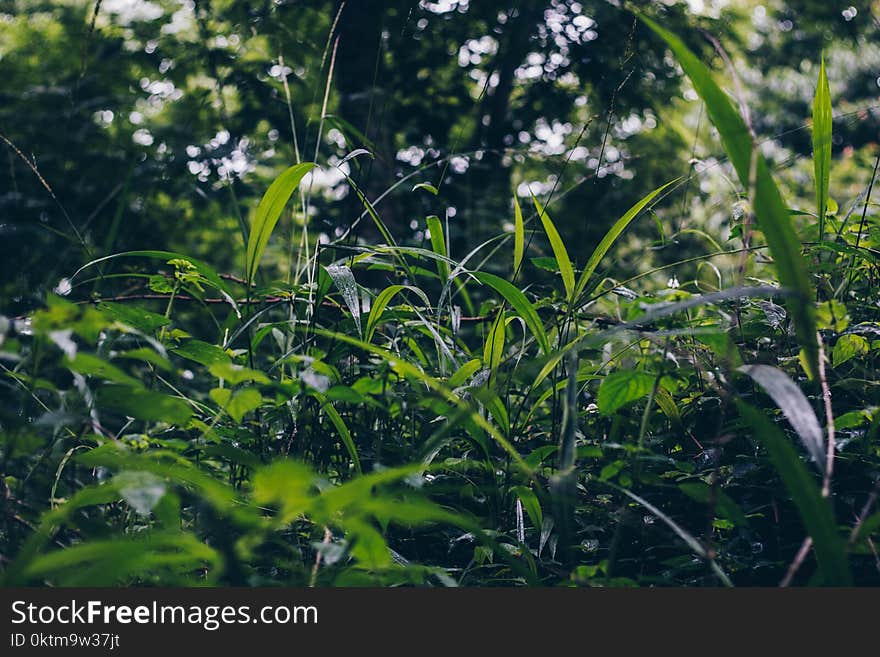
[818,334,835,498]
[780,536,813,587]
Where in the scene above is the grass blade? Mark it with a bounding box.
[426,215,450,281]
[573,178,679,302]
[738,401,851,585]
[532,194,574,301]
[813,55,832,236]
[513,195,525,277]
[738,364,825,473]
[246,162,314,285]
[641,16,819,378]
[312,391,362,475]
[473,271,550,356]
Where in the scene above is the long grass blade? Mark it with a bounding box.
[737,401,851,585]
[246,162,314,285]
[532,194,575,300]
[641,16,820,378]
[573,178,679,302]
[813,55,832,236]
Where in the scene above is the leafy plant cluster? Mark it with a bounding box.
[1,16,879,587]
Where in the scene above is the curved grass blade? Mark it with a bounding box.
[573,178,679,302]
[312,391,362,475]
[513,195,525,277]
[473,271,550,356]
[813,55,832,235]
[641,16,819,378]
[367,284,412,343]
[738,364,825,473]
[737,401,851,585]
[531,194,574,300]
[246,162,314,284]
[426,215,450,281]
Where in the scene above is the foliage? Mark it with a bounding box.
[1,2,880,587]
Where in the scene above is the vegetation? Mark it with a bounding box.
[1,0,879,587]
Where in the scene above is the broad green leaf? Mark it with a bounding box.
[573,179,678,301]
[737,401,851,585]
[816,300,849,332]
[597,370,655,415]
[531,195,574,300]
[114,348,173,372]
[473,271,550,355]
[208,362,270,385]
[172,340,231,368]
[738,364,825,473]
[97,302,170,333]
[513,195,524,276]
[212,387,262,423]
[642,16,819,379]
[832,334,868,367]
[813,56,832,233]
[23,532,220,586]
[251,460,317,524]
[97,385,193,425]
[245,162,314,284]
[66,353,142,387]
[510,485,543,531]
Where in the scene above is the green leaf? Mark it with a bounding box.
[97,302,170,333]
[738,364,825,473]
[531,195,574,300]
[473,272,550,355]
[412,182,438,195]
[678,482,750,527]
[172,340,231,368]
[98,385,193,425]
[66,353,142,387]
[364,284,430,344]
[641,16,819,379]
[813,55,832,233]
[483,311,506,373]
[816,300,849,332]
[425,215,450,281]
[208,362,270,385]
[573,179,678,301]
[510,485,543,532]
[832,334,869,367]
[737,402,851,585]
[513,195,525,276]
[245,162,314,284]
[597,370,655,415]
[74,251,238,315]
[312,392,362,475]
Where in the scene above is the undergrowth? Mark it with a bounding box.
[1,18,879,587]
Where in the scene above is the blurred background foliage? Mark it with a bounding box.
[3,0,877,314]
